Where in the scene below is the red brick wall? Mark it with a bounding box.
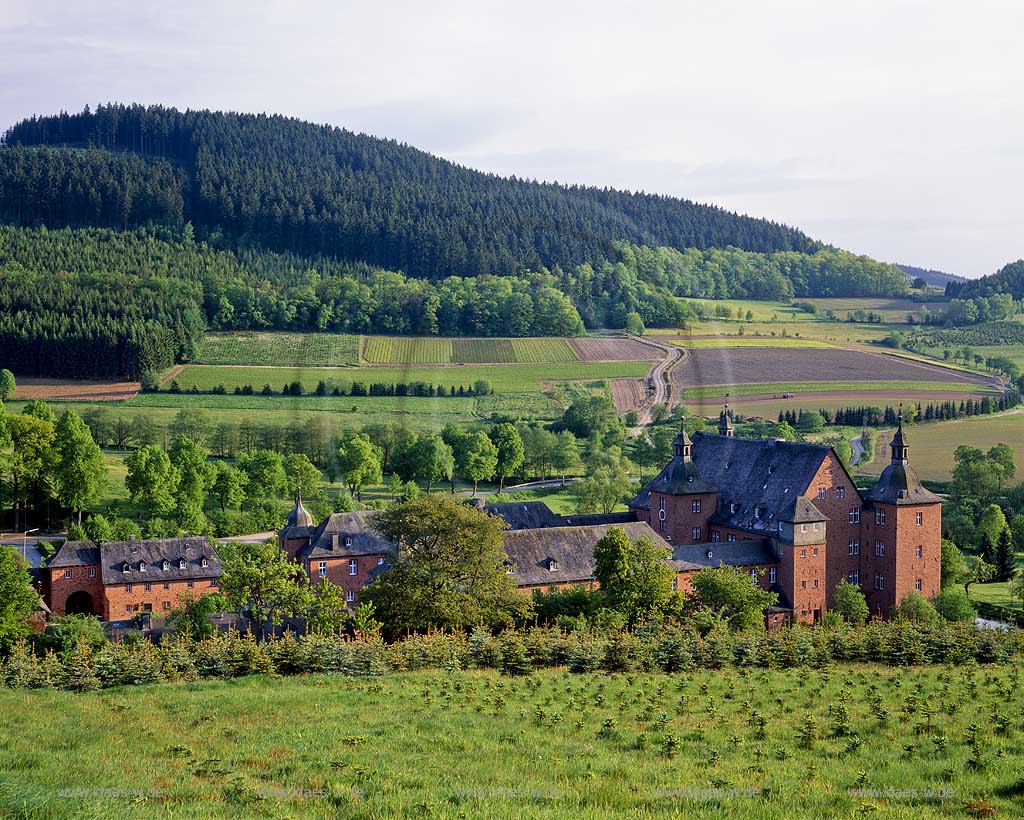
[281,536,308,561]
[649,490,718,544]
[859,502,941,615]
[48,565,105,617]
[803,452,864,609]
[776,536,827,623]
[103,577,221,620]
[306,553,387,604]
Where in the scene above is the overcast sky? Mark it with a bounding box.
[1,0,1021,277]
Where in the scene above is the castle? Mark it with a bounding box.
[46,410,941,626]
[278,409,942,624]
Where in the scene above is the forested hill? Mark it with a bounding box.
[946,260,1024,300]
[2,104,815,278]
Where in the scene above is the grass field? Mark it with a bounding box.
[195,333,361,366]
[917,343,1024,372]
[969,580,1023,610]
[169,363,649,394]
[804,297,946,322]
[2,665,1022,819]
[361,336,580,365]
[860,413,1024,480]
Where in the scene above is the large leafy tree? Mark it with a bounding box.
[4,412,56,531]
[284,453,325,504]
[832,580,870,625]
[211,462,247,512]
[462,431,499,496]
[54,410,107,524]
[168,436,215,507]
[0,369,15,400]
[0,547,39,653]
[336,433,383,500]
[363,496,531,636]
[490,424,524,493]
[219,539,311,640]
[125,445,179,516]
[689,565,778,632]
[593,527,676,625]
[236,449,287,503]
[410,434,454,494]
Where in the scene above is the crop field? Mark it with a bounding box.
[3,665,1023,819]
[860,412,1024,481]
[169,362,650,394]
[569,337,662,361]
[611,378,648,413]
[668,337,834,349]
[362,336,580,365]
[671,347,989,390]
[195,333,361,366]
[9,377,140,402]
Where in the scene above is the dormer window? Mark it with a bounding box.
[345,536,353,547]
[179,559,186,570]
[504,562,514,574]
[706,550,713,559]
[139,562,147,572]
[122,562,130,573]
[201,558,209,568]
[162,560,170,571]
[547,558,558,572]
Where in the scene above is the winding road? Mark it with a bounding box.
[629,335,685,426]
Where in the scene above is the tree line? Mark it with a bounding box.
[778,394,1022,429]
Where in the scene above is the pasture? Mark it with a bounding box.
[167,362,650,394]
[2,665,1022,819]
[859,412,1024,481]
[195,333,361,367]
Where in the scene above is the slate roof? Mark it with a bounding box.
[560,511,636,527]
[503,521,669,587]
[668,538,776,571]
[485,501,565,530]
[297,511,392,560]
[779,497,828,523]
[51,537,221,585]
[630,433,833,535]
[864,463,942,506]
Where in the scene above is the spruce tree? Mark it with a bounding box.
[995,529,1016,582]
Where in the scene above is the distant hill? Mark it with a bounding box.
[946,259,1024,299]
[1,104,816,280]
[896,264,966,288]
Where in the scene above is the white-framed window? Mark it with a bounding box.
[548,559,558,572]
[163,582,169,590]
[144,582,151,592]
[916,545,923,559]
[837,486,845,500]
[800,548,807,558]
[210,578,218,587]
[125,605,132,614]
[201,558,209,568]
[345,536,353,547]
[125,583,132,593]
[875,541,885,557]
[377,556,385,565]
[916,512,923,526]
[801,580,807,589]
[164,601,171,610]
[318,561,327,578]
[849,508,861,524]
[813,579,819,589]
[345,589,355,603]
[88,567,95,578]
[915,578,922,591]
[874,574,886,590]
[847,570,859,585]
[162,560,170,571]
[691,527,701,541]
[692,499,701,513]
[750,568,758,583]
[727,533,736,542]
[813,548,819,557]
[818,488,826,500]
[187,579,194,589]
[848,539,860,555]
[122,563,130,573]
[659,496,666,512]
[348,559,358,576]
[179,559,186,570]
[876,509,886,525]
[769,567,777,584]
[139,562,147,573]
[64,569,73,579]
[711,531,721,543]
[800,523,808,532]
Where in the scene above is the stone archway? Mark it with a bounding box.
[64,590,95,616]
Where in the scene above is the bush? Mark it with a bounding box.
[934,587,976,622]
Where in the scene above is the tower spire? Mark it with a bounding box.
[718,399,734,437]
[673,415,692,461]
[890,404,909,465]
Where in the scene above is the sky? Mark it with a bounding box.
[1,0,1021,278]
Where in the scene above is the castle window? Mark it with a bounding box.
[125,583,132,593]
[800,549,807,558]
[750,569,758,583]
[837,487,845,500]
[164,601,171,610]
[875,509,886,525]
[915,578,922,591]
[162,560,170,571]
[139,562,147,572]
[64,569,72,579]
[769,567,777,584]
[88,567,95,578]
[179,559,186,570]
[349,559,359,576]
[163,582,169,590]
[187,580,194,589]
[847,570,859,585]
[813,579,819,588]
[125,605,132,614]
[122,562,130,573]
[916,545,923,559]
[345,589,355,603]
[201,558,209,568]
[813,548,819,557]
[711,531,721,543]
[848,540,860,555]
[691,527,701,541]
[211,578,218,587]
[916,512,923,526]
[692,499,701,513]
[727,534,736,542]
[144,583,151,592]
[875,541,885,557]
[318,561,327,578]
[801,580,807,589]
[849,508,860,524]
[818,488,826,500]
[345,536,353,547]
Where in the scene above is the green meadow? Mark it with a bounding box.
[1,665,1022,819]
